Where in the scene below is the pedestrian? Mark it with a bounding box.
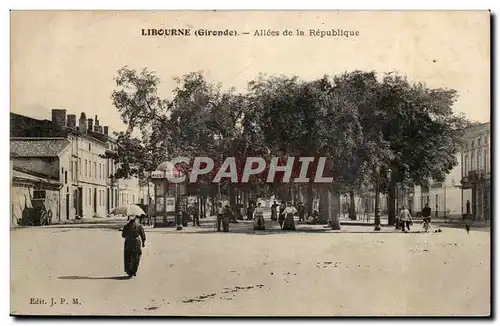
[297,202,305,223]
[234,202,243,220]
[278,202,286,228]
[121,215,146,277]
[253,202,265,230]
[246,202,255,221]
[307,210,320,224]
[395,206,400,229]
[216,202,224,232]
[399,205,413,233]
[282,202,297,231]
[192,202,200,227]
[270,200,278,221]
[222,204,231,232]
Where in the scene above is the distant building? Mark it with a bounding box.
[411,156,462,218]
[460,122,491,221]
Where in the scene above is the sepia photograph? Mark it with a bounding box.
[9,10,491,317]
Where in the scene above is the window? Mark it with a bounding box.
[99,164,102,179]
[89,143,91,151]
[79,158,82,176]
[64,171,68,184]
[61,167,64,174]
[478,151,482,170]
[485,150,488,172]
[94,162,96,179]
[85,160,88,177]
[471,150,475,171]
[464,155,469,175]
[478,137,481,147]
[88,188,91,205]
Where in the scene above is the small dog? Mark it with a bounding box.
[465,224,470,234]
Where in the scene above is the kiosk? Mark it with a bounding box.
[151,170,188,227]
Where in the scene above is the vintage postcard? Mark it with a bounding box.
[10,10,491,316]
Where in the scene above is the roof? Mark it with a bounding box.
[10,138,71,158]
[10,112,115,144]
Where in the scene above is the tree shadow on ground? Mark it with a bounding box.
[58,275,131,280]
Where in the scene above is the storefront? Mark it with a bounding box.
[461,170,491,221]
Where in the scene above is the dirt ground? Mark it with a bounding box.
[10,218,490,316]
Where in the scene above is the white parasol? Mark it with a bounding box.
[109,205,146,217]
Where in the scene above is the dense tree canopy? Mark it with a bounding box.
[107,66,469,227]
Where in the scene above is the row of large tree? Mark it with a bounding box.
[106,66,470,229]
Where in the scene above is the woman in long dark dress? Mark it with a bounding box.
[122,216,146,277]
[278,203,286,228]
[270,201,278,221]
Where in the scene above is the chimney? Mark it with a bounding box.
[78,112,87,133]
[51,109,66,128]
[95,115,99,126]
[87,119,93,133]
[95,125,103,133]
[67,114,77,129]
[103,126,109,135]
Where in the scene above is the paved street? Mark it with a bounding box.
[11,217,490,316]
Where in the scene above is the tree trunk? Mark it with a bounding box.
[293,185,300,206]
[330,188,341,230]
[307,182,313,217]
[146,178,151,220]
[318,187,329,224]
[388,182,396,225]
[200,196,205,218]
[348,190,357,220]
[229,184,236,209]
[374,182,381,230]
[211,194,216,216]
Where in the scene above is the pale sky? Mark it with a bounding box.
[11,11,490,134]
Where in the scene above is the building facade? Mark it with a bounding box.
[460,122,491,221]
[10,109,138,222]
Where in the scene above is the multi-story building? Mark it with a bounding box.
[10,109,127,222]
[460,122,491,221]
[411,157,462,218]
